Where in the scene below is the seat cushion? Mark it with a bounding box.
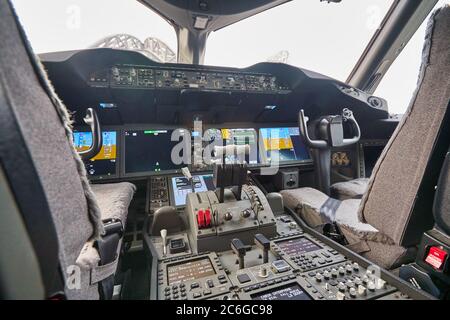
[281,187,411,269]
[91,182,136,225]
[330,178,369,200]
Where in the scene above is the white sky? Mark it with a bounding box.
[11,0,449,114]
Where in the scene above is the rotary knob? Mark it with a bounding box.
[345,264,353,273]
[338,266,345,275]
[315,273,323,282]
[224,211,233,221]
[241,209,252,218]
[349,287,357,298]
[331,268,338,278]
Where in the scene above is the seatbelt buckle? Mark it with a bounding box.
[103,218,123,237]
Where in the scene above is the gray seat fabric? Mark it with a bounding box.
[282,5,450,270]
[330,178,369,200]
[91,183,136,224]
[1,1,135,299]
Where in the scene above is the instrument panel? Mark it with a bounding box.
[89,65,291,93]
[74,125,313,180]
[148,213,415,301]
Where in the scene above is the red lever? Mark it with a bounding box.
[197,210,205,228]
[204,209,211,227]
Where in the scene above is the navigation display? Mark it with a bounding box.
[124,129,188,175]
[251,283,312,301]
[259,127,310,163]
[204,128,259,164]
[167,257,216,285]
[277,237,321,256]
[171,174,215,207]
[73,131,117,178]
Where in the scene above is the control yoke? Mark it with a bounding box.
[298,108,360,194]
[78,108,102,160]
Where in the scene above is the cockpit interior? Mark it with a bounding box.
[1,0,449,303]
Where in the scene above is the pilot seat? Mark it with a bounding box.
[282,5,450,270]
[0,1,135,299]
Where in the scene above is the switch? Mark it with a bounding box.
[367,281,376,291]
[231,238,251,269]
[336,292,346,300]
[206,279,214,288]
[376,279,386,290]
[254,234,270,264]
[160,229,167,256]
[357,285,367,296]
[259,266,269,278]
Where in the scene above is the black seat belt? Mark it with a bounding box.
[94,218,123,300]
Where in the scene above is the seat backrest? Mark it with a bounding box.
[434,147,450,235]
[0,1,103,299]
[359,5,450,247]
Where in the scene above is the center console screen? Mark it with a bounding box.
[259,127,310,163]
[171,174,215,207]
[277,237,321,256]
[251,283,312,301]
[73,131,117,178]
[124,129,188,175]
[204,128,259,164]
[167,257,216,285]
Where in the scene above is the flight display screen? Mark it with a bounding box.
[251,283,312,301]
[73,131,117,177]
[171,174,215,206]
[124,129,188,174]
[167,257,216,285]
[204,128,259,164]
[259,127,310,163]
[277,237,321,256]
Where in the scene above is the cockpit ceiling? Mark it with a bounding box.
[138,0,292,33]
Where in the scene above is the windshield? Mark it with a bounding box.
[13,0,393,81]
[206,0,393,82]
[12,0,178,62]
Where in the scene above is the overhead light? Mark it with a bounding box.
[194,16,209,30]
[264,105,277,110]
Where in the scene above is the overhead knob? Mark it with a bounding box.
[338,282,346,292]
[323,270,331,280]
[352,262,360,271]
[376,279,386,290]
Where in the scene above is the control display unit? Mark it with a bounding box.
[167,257,216,285]
[73,130,118,178]
[123,129,188,175]
[277,237,321,256]
[251,282,312,301]
[171,174,215,207]
[259,127,311,163]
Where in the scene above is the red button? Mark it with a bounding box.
[425,246,448,270]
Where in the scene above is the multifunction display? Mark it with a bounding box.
[167,258,216,285]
